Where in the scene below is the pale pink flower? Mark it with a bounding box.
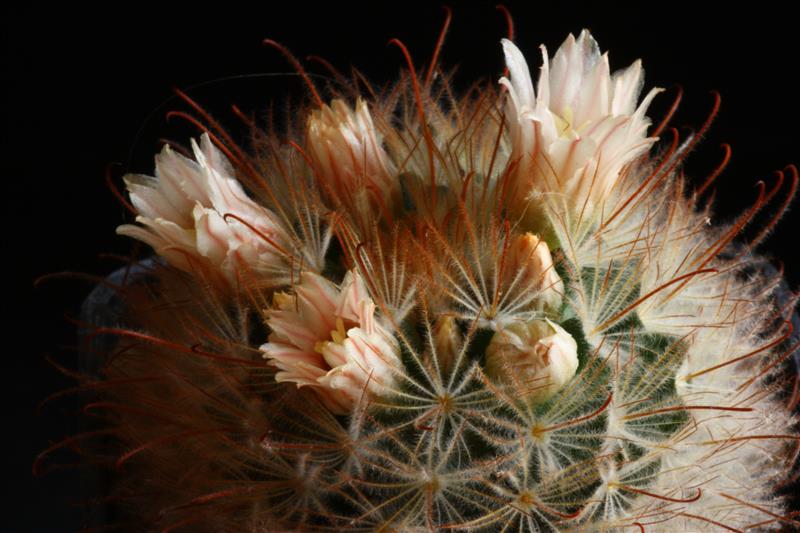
[500,30,661,213]
[261,270,401,414]
[307,99,397,215]
[117,133,289,285]
[486,319,578,403]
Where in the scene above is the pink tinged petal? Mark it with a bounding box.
[357,301,376,335]
[294,273,340,338]
[336,270,372,323]
[548,33,580,115]
[354,100,380,147]
[116,223,156,247]
[317,367,354,395]
[116,219,196,272]
[197,132,235,179]
[221,202,287,262]
[153,146,204,210]
[348,328,400,394]
[312,383,355,415]
[317,339,384,409]
[190,136,248,213]
[551,31,607,124]
[318,340,349,370]
[216,175,264,221]
[611,59,645,116]
[535,44,551,109]
[265,310,323,352]
[500,38,536,112]
[498,77,520,120]
[198,165,241,215]
[317,364,370,412]
[154,144,209,206]
[276,363,328,387]
[633,86,663,125]
[262,343,325,370]
[589,116,655,177]
[227,241,282,280]
[581,115,626,140]
[525,107,558,147]
[262,342,327,381]
[574,52,611,127]
[193,205,233,266]
[124,174,185,223]
[547,136,597,190]
[354,99,396,190]
[115,223,192,272]
[348,328,398,384]
[131,216,196,251]
[357,328,398,379]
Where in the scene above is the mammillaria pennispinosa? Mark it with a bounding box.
[40,16,800,532]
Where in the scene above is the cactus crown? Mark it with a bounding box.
[49,23,799,532]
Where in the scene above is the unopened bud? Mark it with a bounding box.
[486,319,578,403]
[307,98,396,216]
[432,315,461,371]
[504,233,564,312]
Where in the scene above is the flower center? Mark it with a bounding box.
[329,317,349,345]
[313,317,357,355]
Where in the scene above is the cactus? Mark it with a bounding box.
[46,23,800,532]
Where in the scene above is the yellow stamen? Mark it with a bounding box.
[330,317,348,344]
[272,291,295,310]
[555,106,574,136]
[314,317,350,354]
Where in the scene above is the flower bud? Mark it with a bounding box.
[307,99,397,217]
[486,319,578,403]
[504,233,563,313]
[432,315,461,372]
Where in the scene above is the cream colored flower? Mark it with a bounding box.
[503,233,563,312]
[117,133,289,285]
[500,30,661,214]
[486,319,578,403]
[261,270,401,414]
[307,99,397,216]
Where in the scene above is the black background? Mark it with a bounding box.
[4,2,799,530]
